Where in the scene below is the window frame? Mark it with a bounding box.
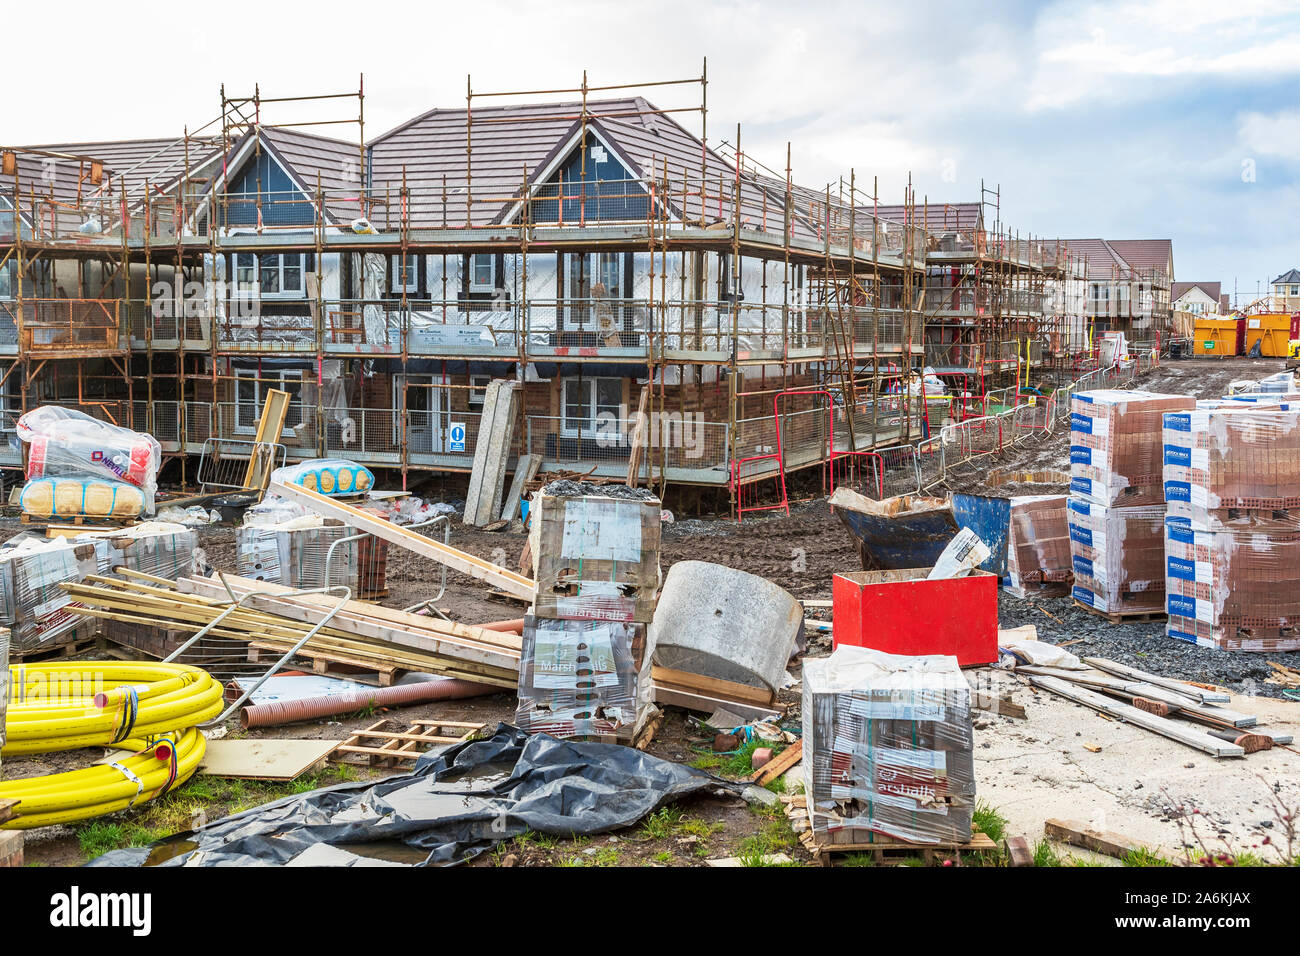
[234,367,304,437]
[232,252,312,301]
[468,254,496,293]
[391,254,421,295]
[560,376,623,439]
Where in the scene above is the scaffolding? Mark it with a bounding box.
[0,68,1099,515]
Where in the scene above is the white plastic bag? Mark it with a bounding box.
[928,527,991,580]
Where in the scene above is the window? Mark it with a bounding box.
[391,254,420,294]
[561,377,622,438]
[0,260,13,300]
[232,253,311,300]
[469,254,496,292]
[235,368,304,435]
[563,251,627,329]
[468,374,491,407]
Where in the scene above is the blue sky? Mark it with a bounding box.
[7,0,1298,303]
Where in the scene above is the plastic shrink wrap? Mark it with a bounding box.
[1068,498,1166,614]
[17,406,161,515]
[514,615,652,742]
[802,645,974,845]
[1070,390,1195,507]
[269,458,374,497]
[1004,495,1071,598]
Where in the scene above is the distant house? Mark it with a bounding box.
[1271,269,1300,312]
[1171,281,1222,316]
[1062,238,1174,337]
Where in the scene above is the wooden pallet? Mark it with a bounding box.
[20,513,137,529]
[1072,600,1166,625]
[331,718,486,768]
[11,633,100,663]
[245,642,401,687]
[782,795,996,866]
[0,798,18,826]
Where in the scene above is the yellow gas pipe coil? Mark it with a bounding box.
[1,662,224,829]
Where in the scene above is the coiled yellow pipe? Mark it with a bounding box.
[1,662,222,829]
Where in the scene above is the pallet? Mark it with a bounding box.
[246,642,400,687]
[20,513,137,530]
[331,718,486,768]
[0,798,18,826]
[1072,600,1166,625]
[10,634,100,663]
[781,795,996,866]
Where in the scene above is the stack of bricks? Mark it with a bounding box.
[1162,405,1300,651]
[803,645,975,846]
[1004,495,1072,598]
[1068,390,1196,615]
[515,484,661,742]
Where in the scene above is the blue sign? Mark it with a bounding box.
[449,422,466,453]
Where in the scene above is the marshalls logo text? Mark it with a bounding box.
[50,886,152,937]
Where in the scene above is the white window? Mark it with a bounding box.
[0,260,13,300]
[233,253,309,300]
[469,254,496,292]
[561,377,621,439]
[391,254,420,294]
[235,368,304,435]
[468,374,491,407]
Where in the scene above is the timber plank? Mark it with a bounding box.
[270,480,536,600]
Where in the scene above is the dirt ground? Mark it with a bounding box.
[7,356,1300,867]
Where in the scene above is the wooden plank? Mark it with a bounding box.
[653,685,784,722]
[499,453,539,522]
[1004,835,1035,867]
[750,739,802,786]
[625,385,650,487]
[1044,818,1151,860]
[1083,657,1231,704]
[243,388,291,492]
[269,480,536,600]
[1029,676,1245,757]
[0,798,18,826]
[651,665,775,707]
[1015,666,1257,727]
[179,575,522,659]
[199,738,340,781]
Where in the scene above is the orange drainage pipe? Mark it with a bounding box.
[238,678,498,730]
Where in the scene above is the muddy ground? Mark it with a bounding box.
[7,356,1300,867]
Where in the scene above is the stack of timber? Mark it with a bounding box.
[1021,656,1291,757]
[61,569,521,688]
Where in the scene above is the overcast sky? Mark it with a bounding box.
[7,0,1297,303]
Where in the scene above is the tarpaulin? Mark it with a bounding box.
[89,724,733,867]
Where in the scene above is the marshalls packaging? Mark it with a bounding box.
[802,645,975,846]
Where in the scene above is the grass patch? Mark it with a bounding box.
[72,763,373,861]
[972,801,1008,845]
[690,739,789,779]
[1032,839,1063,867]
[1122,847,1172,867]
[639,806,685,840]
[839,852,875,867]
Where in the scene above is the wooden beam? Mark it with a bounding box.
[269,480,536,601]
[1029,676,1245,757]
[651,665,775,707]
[750,739,802,786]
[243,388,291,492]
[625,385,650,487]
[1083,657,1231,704]
[1044,818,1152,860]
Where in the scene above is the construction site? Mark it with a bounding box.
[0,68,1297,878]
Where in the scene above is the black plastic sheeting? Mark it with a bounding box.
[89,724,737,867]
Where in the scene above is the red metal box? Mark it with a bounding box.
[832,568,999,666]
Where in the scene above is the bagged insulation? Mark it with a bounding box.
[270,458,374,497]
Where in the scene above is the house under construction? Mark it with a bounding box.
[0,70,1116,512]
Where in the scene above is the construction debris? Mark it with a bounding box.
[270,479,535,601]
[1044,818,1151,860]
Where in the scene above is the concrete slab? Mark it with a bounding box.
[974,679,1300,861]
